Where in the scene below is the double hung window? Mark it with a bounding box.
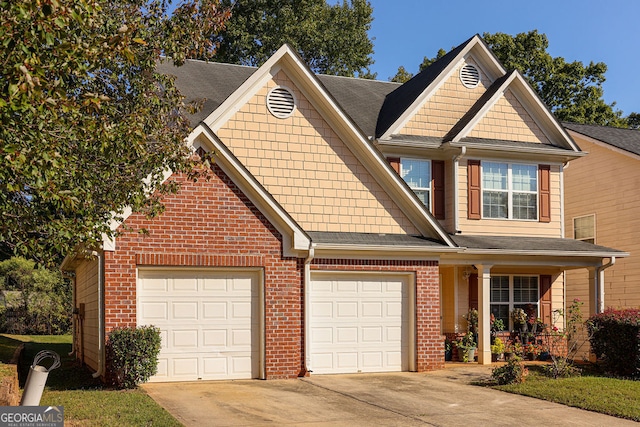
[482,162,538,220]
[400,158,431,210]
[490,275,539,329]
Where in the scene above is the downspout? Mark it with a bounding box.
[452,146,466,233]
[304,243,315,374]
[92,251,105,379]
[560,162,567,238]
[596,257,616,313]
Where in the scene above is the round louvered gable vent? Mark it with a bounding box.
[267,87,296,118]
[460,64,481,88]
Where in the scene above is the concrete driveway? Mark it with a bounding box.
[142,365,636,426]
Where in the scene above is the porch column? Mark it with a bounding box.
[476,264,493,365]
[587,267,598,316]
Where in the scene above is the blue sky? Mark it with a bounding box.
[365,0,639,116]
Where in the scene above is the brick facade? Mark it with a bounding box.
[102,163,444,379]
[105,164,303,379]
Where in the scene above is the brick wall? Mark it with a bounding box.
[311,259,444,372]
[104,164,304,379]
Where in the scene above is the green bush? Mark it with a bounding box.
[588,309,640,378]
[492,356,528,385]
[106,326,162,389]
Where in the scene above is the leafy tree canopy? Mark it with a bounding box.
[1,0,230,266]
[0,256,70,334]
[212,0,375,77]
[392,31,638,128]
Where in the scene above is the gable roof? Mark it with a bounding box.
[563,122,640,157]
[185,44,456,247]
[157,59,399,137]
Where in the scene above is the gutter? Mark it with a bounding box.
[92,251,105,379]
[596,257,616,313]
[452,146,466,233]
[304,243,315,374]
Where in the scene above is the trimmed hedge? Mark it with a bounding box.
[588,309,640,378]
[106,326,161,389]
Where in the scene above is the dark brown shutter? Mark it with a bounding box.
[467,160,481,219]
[539,275,552,326]
[539,165,551,223]
[468,273,478,310]
[388,157,400,174]
[432,160,445,219]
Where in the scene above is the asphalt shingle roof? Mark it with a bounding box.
[307,231,447,248]
[563,122,640,157]
[450,234,625,255]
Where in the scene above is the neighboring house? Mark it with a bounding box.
[61,35,625,382]
[563,123,640,315]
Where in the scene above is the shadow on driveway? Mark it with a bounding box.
[142,365,636,426]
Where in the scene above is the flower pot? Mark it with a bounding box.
[445,349,452,361]
[504,352,514,361]
[491,353,501,363]
[461,347,476,363]
[527,352,536,361]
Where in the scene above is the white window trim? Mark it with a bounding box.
[400,157,432,211]
[573,213,596,243]
[490,275,539,330]
[481,161,539,221]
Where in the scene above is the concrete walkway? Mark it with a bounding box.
[142,364,637,426]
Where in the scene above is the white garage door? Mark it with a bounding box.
[309,274,411,374]
[138,269,261,382]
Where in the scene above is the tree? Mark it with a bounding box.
[212,0,375,77]
[390,48,446,83]
[0,0,230,266]
[628,113,640,130]
[0,257,71,334]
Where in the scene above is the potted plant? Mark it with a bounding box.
[490,337,505,362]
[490,314,505,344]
[525,343,540,361]
[444,337,453,361]
[456,331,476,362]
[503,341,515,361]
[511,308,528,332]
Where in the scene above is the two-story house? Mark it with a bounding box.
[61,35,625,382]
[563,123,640,315]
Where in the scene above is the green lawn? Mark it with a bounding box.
[493,365,640,422]
[0,334,181,426]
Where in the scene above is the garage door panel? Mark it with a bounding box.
[172,302,198,319]
[138,270,260,382]
[310,274,410,374]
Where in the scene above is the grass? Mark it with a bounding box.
[493,364,640,421]
[0,334,182,427]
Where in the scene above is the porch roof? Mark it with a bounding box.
[450,235,627,258]
[307,231,448,248]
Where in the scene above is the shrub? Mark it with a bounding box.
[588,308,640,378]
[492,356,528,385]
[106,326,162,389]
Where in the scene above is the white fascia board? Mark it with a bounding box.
[197,124,310,256]
[379,56,467,141]
[380,35,506,140]
[458,248,628,258]
[451,72,517,142]
[201,44,454,247]
[508,74,581,152]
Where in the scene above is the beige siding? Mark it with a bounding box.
[74,258,100,371]
[468,89,550,144]
[457,159,562,237]
[218,71,419,235]
[565,135,640,309]
[400,60,491,138]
